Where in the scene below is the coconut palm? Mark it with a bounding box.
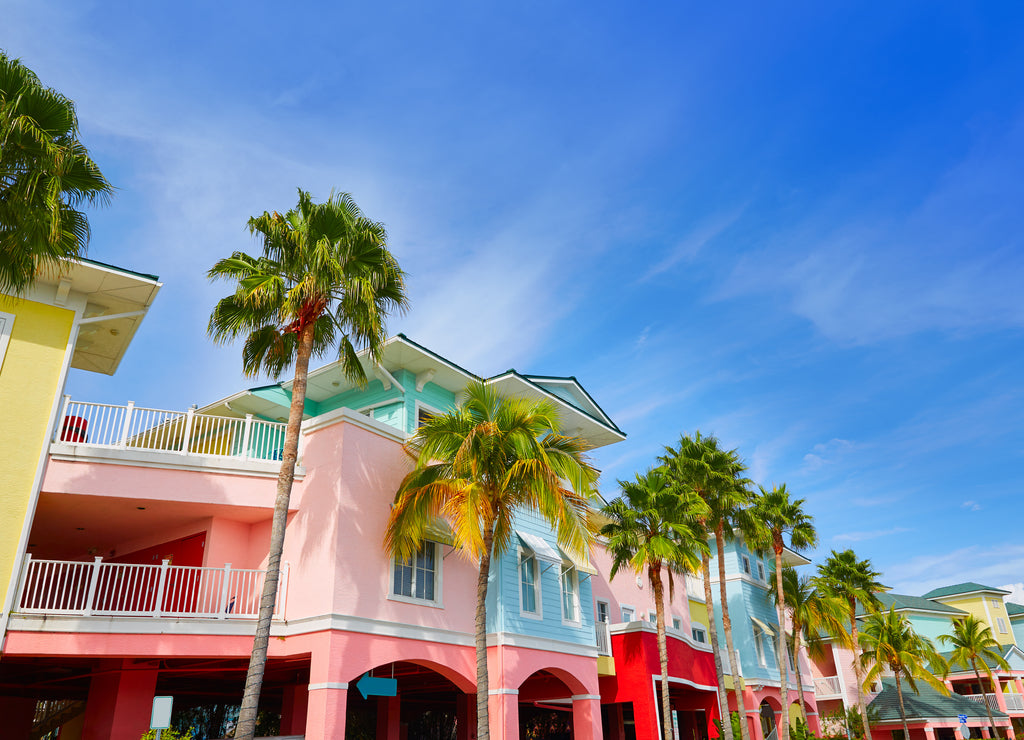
[939,615,1011,739]
[859,607,949,740]
[769,567,848,726]
[384,382,598,740]
[661,431,753,740]
[814,550,885,740]
[208,189,407,740]
[0,53,113,293]
[602,468,710,740]
[746,484,817,740]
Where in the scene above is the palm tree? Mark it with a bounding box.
[939,615,1011,739]
[746,484,817,740]
[208,189,407,740]
[661,432,753,740]
[814,550,885,740]
[859,607,949,740]
[384,382,598,740]
[601,468,711,740]
[0,53,113,293]
[769,567,848,727]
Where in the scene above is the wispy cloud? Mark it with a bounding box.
[832,527,911,543]
[886,545,1024,595]
[642,206,746,281]
[961,500,982,512]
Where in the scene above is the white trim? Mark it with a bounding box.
[414,400,444,430]
[374,364,405,393]
[48,444,303,479]
[489,689,519,695]
[741,554,752,576]
[620,604,635,623]
[517,531,562,565]
[356,398,406,416]
[302,404,407,441]
[388,541,443,608]
[308,682,348,691]
[487,631,599,657]
[0,310,14,370]
[609,619,715,653]
[560,564,581,626]
[484,373,624,440]
[751,616,776,636]
[572,694,602,701]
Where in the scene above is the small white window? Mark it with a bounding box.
[648,611,657,624]
[596,601,609,623]
[672,617,681,630]
[992,598,1000,608]
[997,617,1008,634]
[561,565,579,623]
[788,645,796,671]
[742,555,751,575]
[621,606,635,622]
[692,627,707,643]
[391,542,440,604]
[520,551,539,616]
[757,562,766,581]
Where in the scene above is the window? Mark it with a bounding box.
[672,617,681,630]
[997,617,1008,634]
[561,565,579,623]
[392,542,439,603]
[757,562,766,582]
[520,552,539,615]
[596,601,609,623]
[742,555,752,575]
[417,406,434,428]
[992,598,1000,608]
[753,625,767,666]
[692,627,707,643]
[788,644,796,671]
[621,606,635,622]
[648,611,657,624]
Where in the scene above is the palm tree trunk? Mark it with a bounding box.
[792,626,809,726]
[972,659,999,739]
[849,599,870,740]
[476,524,495,740]
[718,525,751,740]
[774,549,790,740]
[235,322,315,740]
[895,673,910,740]
[704,553,734,740]
[653,565,673,740]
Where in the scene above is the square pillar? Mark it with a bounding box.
[377,695,401,740]
[572,695,602,740]
[489,690,519,740]
[923,728,936,740]
[305,684,348,740]
[982,728,991,739]
[81,659,159,740]
[0,697,36,739]
[993,678,1008,713]
[280,682,309,735]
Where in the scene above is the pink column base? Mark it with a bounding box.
[572,695,602,740]
[305,686,348,740]
[489,691,519,740]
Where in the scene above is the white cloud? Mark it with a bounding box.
[832,527,911,543]
[961,500,982,512]
[886,545,1024,595]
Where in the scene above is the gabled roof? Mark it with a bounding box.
[855,592,968,618]
[1005,602,1024,617]
[922,582,1011,600]
[868,678,1007,723]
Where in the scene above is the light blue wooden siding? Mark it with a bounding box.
[393,370,457,432]
[1012,619,1024,649]
[904,613,956,644]
[317,379,404,418]
[310,371,457,435]
[372,401,405,430]
[487,506,596,648]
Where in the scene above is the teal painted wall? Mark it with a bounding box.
[904,613,956,644]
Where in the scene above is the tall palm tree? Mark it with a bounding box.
[747,484,817,740]
[0,53,113,293]
[661,432,753,740]
[602,468,710,740]
[814,550,884,740]
[859,607,949,740]
[384,382,598,740]
[939,615,1011,739]
[769,567,848,727]
[208,189,407,740]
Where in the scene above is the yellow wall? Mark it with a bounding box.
[0,295,74,619]
[938,594,1016,645]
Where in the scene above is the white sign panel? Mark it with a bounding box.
[151,696,173,729]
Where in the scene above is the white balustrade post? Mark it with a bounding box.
[54,394,71,443]
[83,557,103,616]
[14,553,32,612]
[242,414,253,461]
[181,407,195,454]
[218,563,232,619]
[118,401,135,448]
[152,559,170,617]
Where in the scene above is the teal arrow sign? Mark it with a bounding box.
[356,673,398,699]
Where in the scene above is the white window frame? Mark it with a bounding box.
[415,400,444,430]
[753,624,767,666]
[742,555,752,575]
[621,605,635,623]
[997,617,1008,634]
[672,616,682,631]
[692,623,707,643]
[560,564,580,625]
[596,600,610,624]
[0,311,14,372]
[757,562,766,582]
[388,540,443,608]
[648,610,657,624]
[992,598,1000,608]
[518,547,542,620]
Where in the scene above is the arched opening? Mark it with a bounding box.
[345,660,472,740]
[760,700,779,740]
[518,669,577,740]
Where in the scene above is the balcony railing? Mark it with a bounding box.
[814,675,843,696]
[15,556,287,620]
[686,573,705,599]
[963,693,1024,712]
[596,621,612,655]
[53,397,288,463]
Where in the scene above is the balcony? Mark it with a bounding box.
[51,397,291,473]
[14,556,287,621]
[963,693,1024,713]
[814,675,843,698]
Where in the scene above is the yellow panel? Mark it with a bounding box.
[597,655,616,676]
[0,296,74,612]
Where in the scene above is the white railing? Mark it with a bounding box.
[596,621,612,655]
[814,675,843,696]
[16,555,288,620]
[686,574,705,599]
[1006,693,1024,712]
[53,397,288,463]
[963,693,1023,712]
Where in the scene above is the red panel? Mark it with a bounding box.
[112,532,205,567]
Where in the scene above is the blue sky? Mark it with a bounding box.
[6,1,1024,596]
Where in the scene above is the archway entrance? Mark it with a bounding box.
[518,670,577,740]
[760,700,779,740]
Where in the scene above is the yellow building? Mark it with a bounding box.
[0,259,160,647]
[921,581,1016,645]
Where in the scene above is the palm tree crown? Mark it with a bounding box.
[385,381,598,740]
[939,615,1011,738]
[1,53,114,293]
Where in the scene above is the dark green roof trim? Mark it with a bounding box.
[868,678,1008,722]
[922,582,1011,599]
[484,369,626,437]
[523,373,621,434]
[856,592,969,617]
[395,333,482,381]
[79,256,160,282]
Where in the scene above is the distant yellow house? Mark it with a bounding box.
[921,581,1017,645]
[0,259,160,646]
